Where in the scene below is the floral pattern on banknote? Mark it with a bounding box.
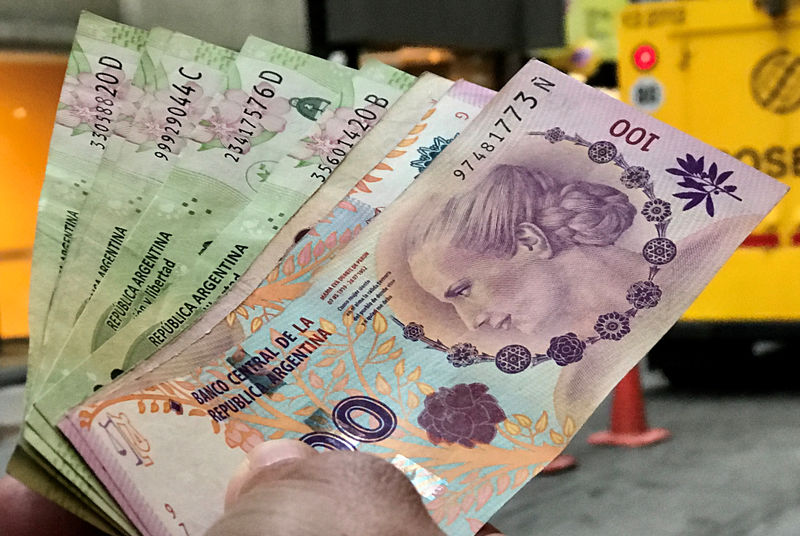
[56,70,145,135]
[77,308,572,525]
[113,82,212,154]
[190,82,291,153]
[667,153,742,217]
[289,104,386,166]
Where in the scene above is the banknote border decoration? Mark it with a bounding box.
[393,127,678,374]
[409,135,457,175]
[667,153,742,217]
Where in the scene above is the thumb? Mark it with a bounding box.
[224,438,316,509]
[212,439,445,536]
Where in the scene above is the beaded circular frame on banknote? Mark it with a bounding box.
[393,127,677,374]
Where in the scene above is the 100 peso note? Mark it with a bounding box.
[61,60,787,535]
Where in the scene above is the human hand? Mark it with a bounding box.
[212,439,505,536]
[0,475,107,536]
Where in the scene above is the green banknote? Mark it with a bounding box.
[36,28,236,401]
[20,28,235,529]
[26,11,147,400]
[19,12,148,532]
[34,56,413,419]
[39,38,356,394]
[21,28,236,521]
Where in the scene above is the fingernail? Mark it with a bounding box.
[247,438,313,469]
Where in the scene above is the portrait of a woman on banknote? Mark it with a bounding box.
[379,144,755,427]
[405,163,639,336]
[380,160,645,354]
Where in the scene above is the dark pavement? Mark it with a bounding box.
[491,374,800,536]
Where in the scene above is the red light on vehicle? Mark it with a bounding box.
[633,44,658,71]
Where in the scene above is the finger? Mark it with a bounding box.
[224,438,317,510]
[0,476,106,536]
[213,449,445,536]
[476,522,506,535]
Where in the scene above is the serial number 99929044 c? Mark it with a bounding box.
[154,66,203,162]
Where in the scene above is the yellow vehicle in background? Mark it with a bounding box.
[618,0,800,386]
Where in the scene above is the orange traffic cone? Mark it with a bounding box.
[587,365,670,447]
[540,453,578,474]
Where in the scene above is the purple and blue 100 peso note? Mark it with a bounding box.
[60,61,787,535]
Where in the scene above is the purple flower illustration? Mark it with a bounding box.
[620,166,651,189]
[546,333,586,366]
[446,343,480,368]
[417,383,506,448]
[643,237,677,265]
[56,84,96,128]
[114,106,166,143]
[115,106,189,154]
[626,280,662,309]
[402,322,424,341]
[668,153,742,217]
[544,127,566,143]
[594,312,631,341]
[588,141,617,163]
[641,199,672,222]
[115,82,213,153]
[495,344,532,374]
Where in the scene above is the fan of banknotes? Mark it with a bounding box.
[10,11,787,536]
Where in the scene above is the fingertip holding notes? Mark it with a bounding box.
[225,439,316,510]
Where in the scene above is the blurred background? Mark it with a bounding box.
[1,1,800,534]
